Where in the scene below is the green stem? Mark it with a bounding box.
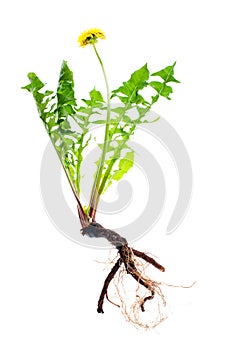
[88,43,111,220]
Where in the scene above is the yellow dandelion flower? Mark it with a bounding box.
[78,28,106,47]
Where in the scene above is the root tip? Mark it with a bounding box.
[97,307,104,314]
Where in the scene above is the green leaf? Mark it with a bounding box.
[23,62,93,196]
[149,81,173,99]
[112,151,134,181]
[22,72,56,128]
[59,119,71,130]
[151,62,180,83]
[90,88,104,103]
[112,64,149,104]
[151,95,159,104]
[101,150,134,193]
[22,72,45,93]
[82,88,105,108]
[57,60,77,119]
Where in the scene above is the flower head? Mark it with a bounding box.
[78,28,106,47]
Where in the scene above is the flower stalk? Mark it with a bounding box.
[88,43,111,220]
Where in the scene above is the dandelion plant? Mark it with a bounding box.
[23,28,181,328]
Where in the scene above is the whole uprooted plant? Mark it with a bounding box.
[23,28,184,328]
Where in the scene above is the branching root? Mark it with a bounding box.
[81,222,193,329]
[98,247,167,329]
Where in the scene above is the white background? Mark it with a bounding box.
[1,0,233,348]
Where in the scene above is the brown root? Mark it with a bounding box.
[118,245,165,313]
[108,249,167,329]
[81,222,193,329]
[97,257,122,313]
